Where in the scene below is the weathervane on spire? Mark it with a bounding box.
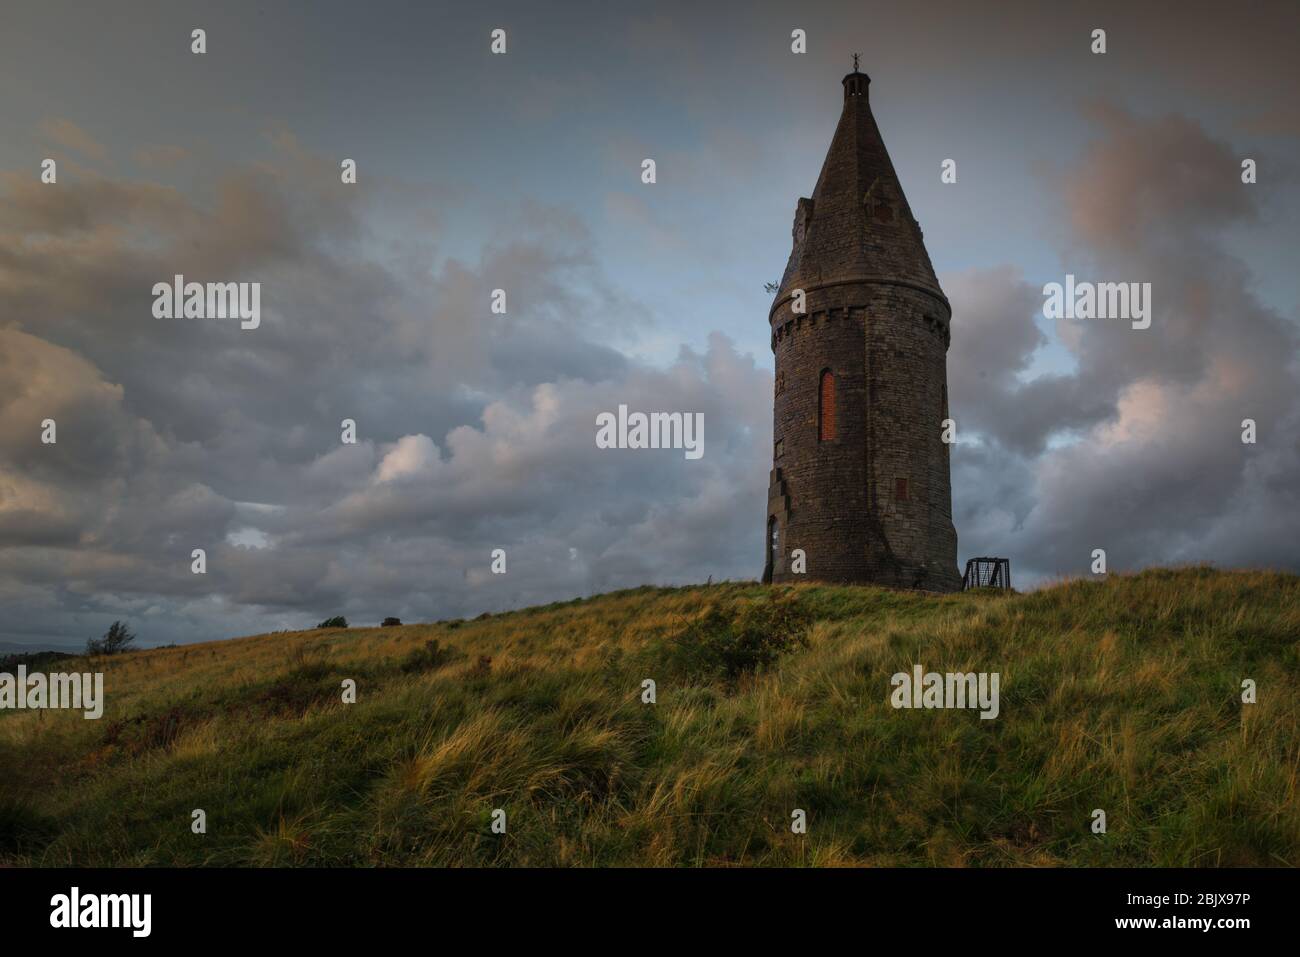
[852,52,860,72]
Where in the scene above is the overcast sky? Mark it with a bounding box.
[1,0,1297,645]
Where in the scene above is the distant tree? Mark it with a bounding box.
[317,616,348,629]
[86,621,136,656]
[381,617,402,627]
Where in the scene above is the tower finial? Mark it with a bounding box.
[852,52,860,72]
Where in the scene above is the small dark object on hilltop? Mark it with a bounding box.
[962,557,1012,591]
[381,617,402,627]
[317,616,348,629]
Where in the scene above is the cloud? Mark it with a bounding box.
[947,103,1300,584]
[37,118,107,161]
[0,137,769,642]
[134,144,191,169]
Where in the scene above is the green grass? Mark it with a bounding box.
[2,566,1297,866]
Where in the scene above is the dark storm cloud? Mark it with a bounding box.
[944,265,1119,456]
[0,133,770,641]
[946,103,1300,581]
[1,134,638,486]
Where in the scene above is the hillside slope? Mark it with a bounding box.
[2,567,1297,866]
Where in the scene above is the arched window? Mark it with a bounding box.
[818,369,836,441]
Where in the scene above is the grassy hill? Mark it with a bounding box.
[2,566,1297,866]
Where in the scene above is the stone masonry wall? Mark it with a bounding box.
[766,281,960,591]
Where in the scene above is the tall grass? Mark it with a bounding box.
[1,567,1296,866]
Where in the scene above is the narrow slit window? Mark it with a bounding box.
[819,369,836,441]
[895,477,909,502]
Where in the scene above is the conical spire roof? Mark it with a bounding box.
[777,70,945,308]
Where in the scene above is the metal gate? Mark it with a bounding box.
[962,557,1011,591]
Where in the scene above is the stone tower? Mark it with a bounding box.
[763,66,960,592]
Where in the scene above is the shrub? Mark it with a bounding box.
[256,674,336,717]
[399,639,455,674]
[663,591,812,684]
[136,706,188,752]
[287,641,331,681]
[0,650,75,672]
[316,616,348,629]
[86,621,135,656]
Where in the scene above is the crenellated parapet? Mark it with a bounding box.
[769,293,951,352]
